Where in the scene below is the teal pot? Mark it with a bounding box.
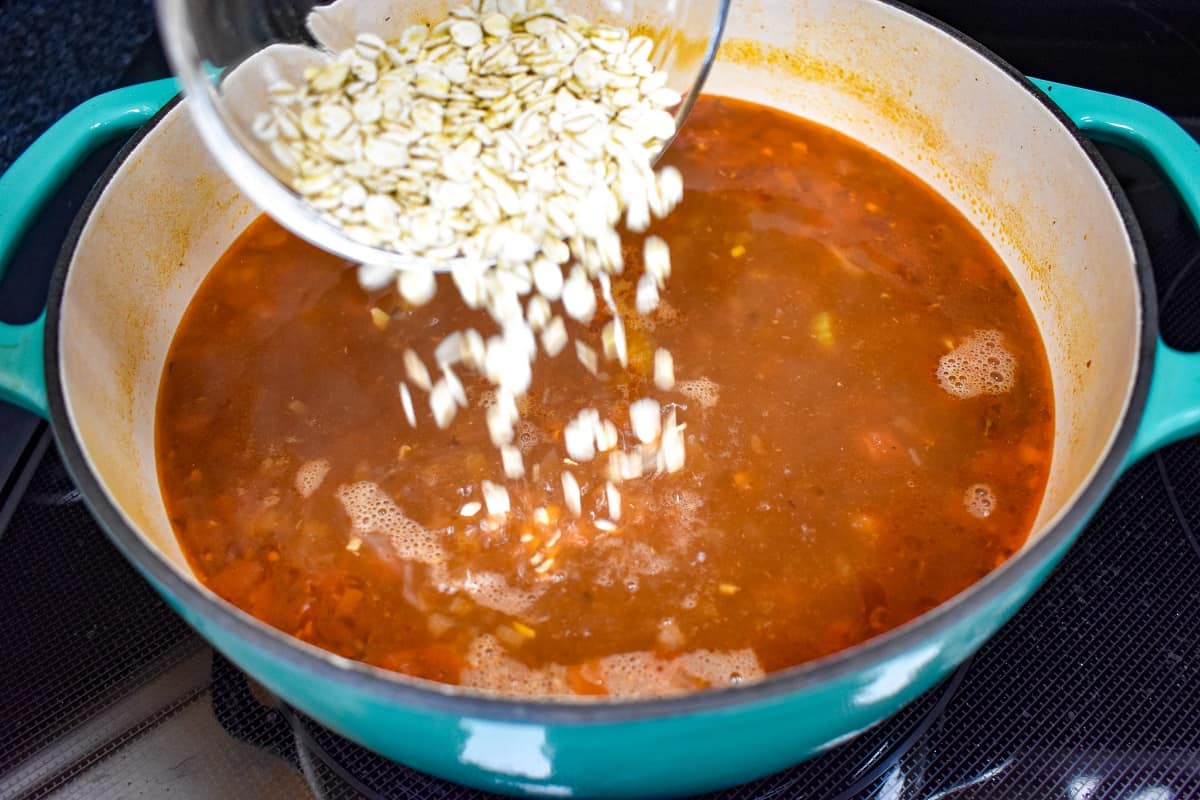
[1,1,1198,797]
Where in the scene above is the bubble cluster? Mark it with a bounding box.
[594,540,671,588]
[624,309,656,333]
[630,542,669,575]
[596,651,673,696]
[335,482,443,565]
[646,489,704,538]
[663,489,703,516]
[675,649,763,687]
[653,300,682,327]
[936,330,1016,398]
[677,377,720,409]
[434,637,764,699]
[513,419,543,454]
[476,388,498,410]
[459,634,569,697]
[965,483,996,519]
[459,571,546,616]
[294,459,330,499]
[595,648,763,698]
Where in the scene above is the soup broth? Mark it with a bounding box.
[157,96,1053,698]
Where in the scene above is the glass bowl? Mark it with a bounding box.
[155,0,730,267]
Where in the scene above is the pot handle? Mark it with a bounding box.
[1033,79,1200,465]
[0,78,178,419]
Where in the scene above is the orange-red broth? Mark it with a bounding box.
[157,96,1053,698]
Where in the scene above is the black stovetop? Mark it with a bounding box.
[1,2,1198,798]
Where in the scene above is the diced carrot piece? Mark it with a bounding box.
[416,643,465,684]
[567,660,609,696]
[335,587,364,617]
[372,649,418,674]
[1019,442,1044,465]
[210,559,264,599]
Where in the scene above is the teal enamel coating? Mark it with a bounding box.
[0,311,46,418]
[0,78,177,418]
[0,75,1198,797]
[1130,340,1200,465]
[1031,79,1200,467]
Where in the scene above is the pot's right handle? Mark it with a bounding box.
[0,78,177,419]
[1033,79,1200,466]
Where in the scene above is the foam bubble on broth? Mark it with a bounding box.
[652,300,681,327]
[460,634,570,696]
[460,571,547,616]
[936,330,1016,398]
[629,542,669,575]
[625,312,655,333]
[594,540,671,588]
[514,419,542,454]
[647,489,704,540]
[676,649,763,686]
[965,483,997,519]
[677,377,720,409]
[459,636,764,699]
[662,488,703,518]
[294,459,331,498]
[595,651,674,696]
[335,482,443,565]
[597,649,764,698]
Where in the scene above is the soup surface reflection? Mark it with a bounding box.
[157,96,1054,698]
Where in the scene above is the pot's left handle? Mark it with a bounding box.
[0,78,178,419]
[1033,80,1200,466]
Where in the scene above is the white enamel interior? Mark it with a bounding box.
[58,0,1139,588]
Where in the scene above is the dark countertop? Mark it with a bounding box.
[0,0,156,169]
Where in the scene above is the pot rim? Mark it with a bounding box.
[43,0,1158,725]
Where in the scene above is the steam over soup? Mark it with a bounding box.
[157,96,1053,698]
